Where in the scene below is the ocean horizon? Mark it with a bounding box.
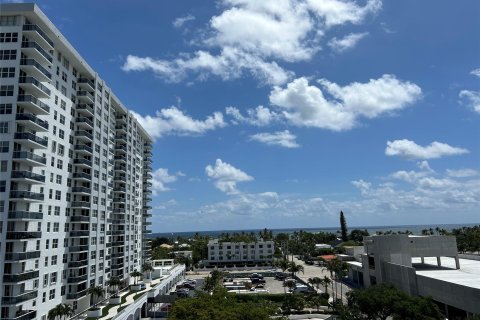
[148,222,479,239]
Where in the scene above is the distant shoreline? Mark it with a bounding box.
[148,222,479,238]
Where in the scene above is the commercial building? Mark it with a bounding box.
[347,235,480,318]
[0,3,153,319]
[207,239,274,266]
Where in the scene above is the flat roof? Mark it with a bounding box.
[414,257,480,290]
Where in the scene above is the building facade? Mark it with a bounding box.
[347,235,479,317]
[0,3,153,319]
[207,239,274,266]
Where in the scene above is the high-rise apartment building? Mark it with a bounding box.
[0,3,153,319]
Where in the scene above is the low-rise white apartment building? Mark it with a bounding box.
[207,239,274,266]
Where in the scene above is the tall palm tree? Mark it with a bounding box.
[47,304,62,320]
[322,276,331,297]
[106,277,122,297]
[87,286,104,308]
[141,262,154,280]
[61,304,74,320]
[130,270,143,285]
[287,261,304,278]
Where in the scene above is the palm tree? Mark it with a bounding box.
[275,259,290,274]
[287,261,304,278]
[130,270,143,285]
[106,277,122,297]
[202,275,217,294]
[61,304,74,320]
[141,262,154,281]
[47,304,62,320]
[322,276,331,297]
[87,286,104,308]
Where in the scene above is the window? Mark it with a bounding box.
[52,239,58,248]
[0,32,18,43]
[0,67,15,78]
[0,16,16,26]
[60,100,66,110]
[60,115,65,125]
[0,181,6,192]
[61,85,66,96]
[43,274,48,286]
[0,122,7,133]
[54,206,60,216]
[61,71,67,82]
[59,129,64,139]
[57,159,63,169]
[51,255,57,265]
[56,175,62,184]
[49,289,55,300]
[0,50,16,60]
[55,190,61,200]
[50,272,57,284]
[0,104,12,114]
[53,223,59,232]
[0,141,9,152]
[0,85,13,96]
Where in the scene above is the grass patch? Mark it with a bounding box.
[133,292,145,301]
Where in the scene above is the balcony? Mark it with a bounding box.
[144,150,153,157]
[2,290,38,305]
[144,157,152,163]
[143,229,152,234]
[113,175,126,182]
[9,190,44,202]
[14,132,48,149]
[12,151,46,166]
[66,289,87,300]
[8,211,43,220]
[74,144,93,155]
[70,230,89,237]
[70,215,90,222]
[115,124,127,133]
[72,172,91,181]
[112,242,125,247]
[17,94,49,115]
[115,145,127,153]
[78,77,95,91]
[68,259,88,268]
[73,158,92,168]
[6,231,42,240]
[76,117,94,129]
[113,186,126,193]
[23,24,54,49]
[77,90,94,104]
[21,41,53,65]
[115,134,127,142]
[71,186,91,194]
[19,58,51,81]
[116,115,127,123]
[114,156,127,163]
[71,201,91,208]
[114,165,126,172]
[18,76,51,98]
[76,103,94,116]
[144,142,152,149]
[113,197,125,203]
[16,113,48,132]
[74,130,93,142]
[11,170,45,184]
[67,274,88,283]
[4,251,41,260]
[4,309,37,320]
[68,245,89,252]
[3,270,39,283]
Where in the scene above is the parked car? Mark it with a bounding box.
[255,283,266,289]
[250,273,263,279]
[289,284,313,293]
[275,272,287,280]
[251,278,266,284]
[160,303,172,311]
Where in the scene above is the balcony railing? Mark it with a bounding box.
[23,24,54,47]
[4,309,36,320]
[21,41,53,63]
[4,251,41,260]
[72,172,91,180]
[17,94,50,113]
[77,103,94,115]
[68,260,88,267]
[74,144,93,153]
[20,58,51,79]
[78,77,95,89]
[11,170,45,183]
[77,90,94,101]
[71,201,91,208]
[70,215,90,222]
[3,270,39,282]
[68,245,89,252]
[74,130,93,140]
[13,151,46,165]
[19,76,51,96]
[16,113,49,130]
[8,211,43,220]
[71,186,91,194]
[66,289,87,300]
[2,290,38,304]
[14,132,48,147]
[67,274,88,283]
[9,190,44,201]
[76,117,94,128]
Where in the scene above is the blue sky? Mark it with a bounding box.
[26,0,480,232]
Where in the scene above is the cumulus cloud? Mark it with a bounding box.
[446,169,479,178]
[470,68,480,78]
[131,107,226,139]
[122,0,381,85]
[385,139,469,160]
[269,75,421,131]
[151,168,179,195]
[205,159,254,194]
[225,105,280,126]
[459,90,480,114]
[173,14,195,28]
[328,32,368,52]
[249,130,300,148]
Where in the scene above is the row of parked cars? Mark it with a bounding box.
[172,278,197,297]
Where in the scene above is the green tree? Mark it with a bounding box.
[287,261,304,278]
[130,270,143,285]
[47,303,73,320]
[106,277,122,297]
[141,262,154,280]
[87,286,104,308]
[340,211,348,242]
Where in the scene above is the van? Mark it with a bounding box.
[289,284,311,293]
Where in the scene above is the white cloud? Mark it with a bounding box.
[173,14,195,28]
[205,159,254,194]
[459,90,480,113]
[225,105,280,126]
[328,32,368,53]
[249,130,300,148]
[385,139,469,160]
[123,0,382,85]
[470,68,480,78]
[269,75,421,131]
[131,107,226,139]
[446,169,479,178]
[151,168,178,195]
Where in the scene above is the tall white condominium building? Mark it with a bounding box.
[0,3,153,319]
